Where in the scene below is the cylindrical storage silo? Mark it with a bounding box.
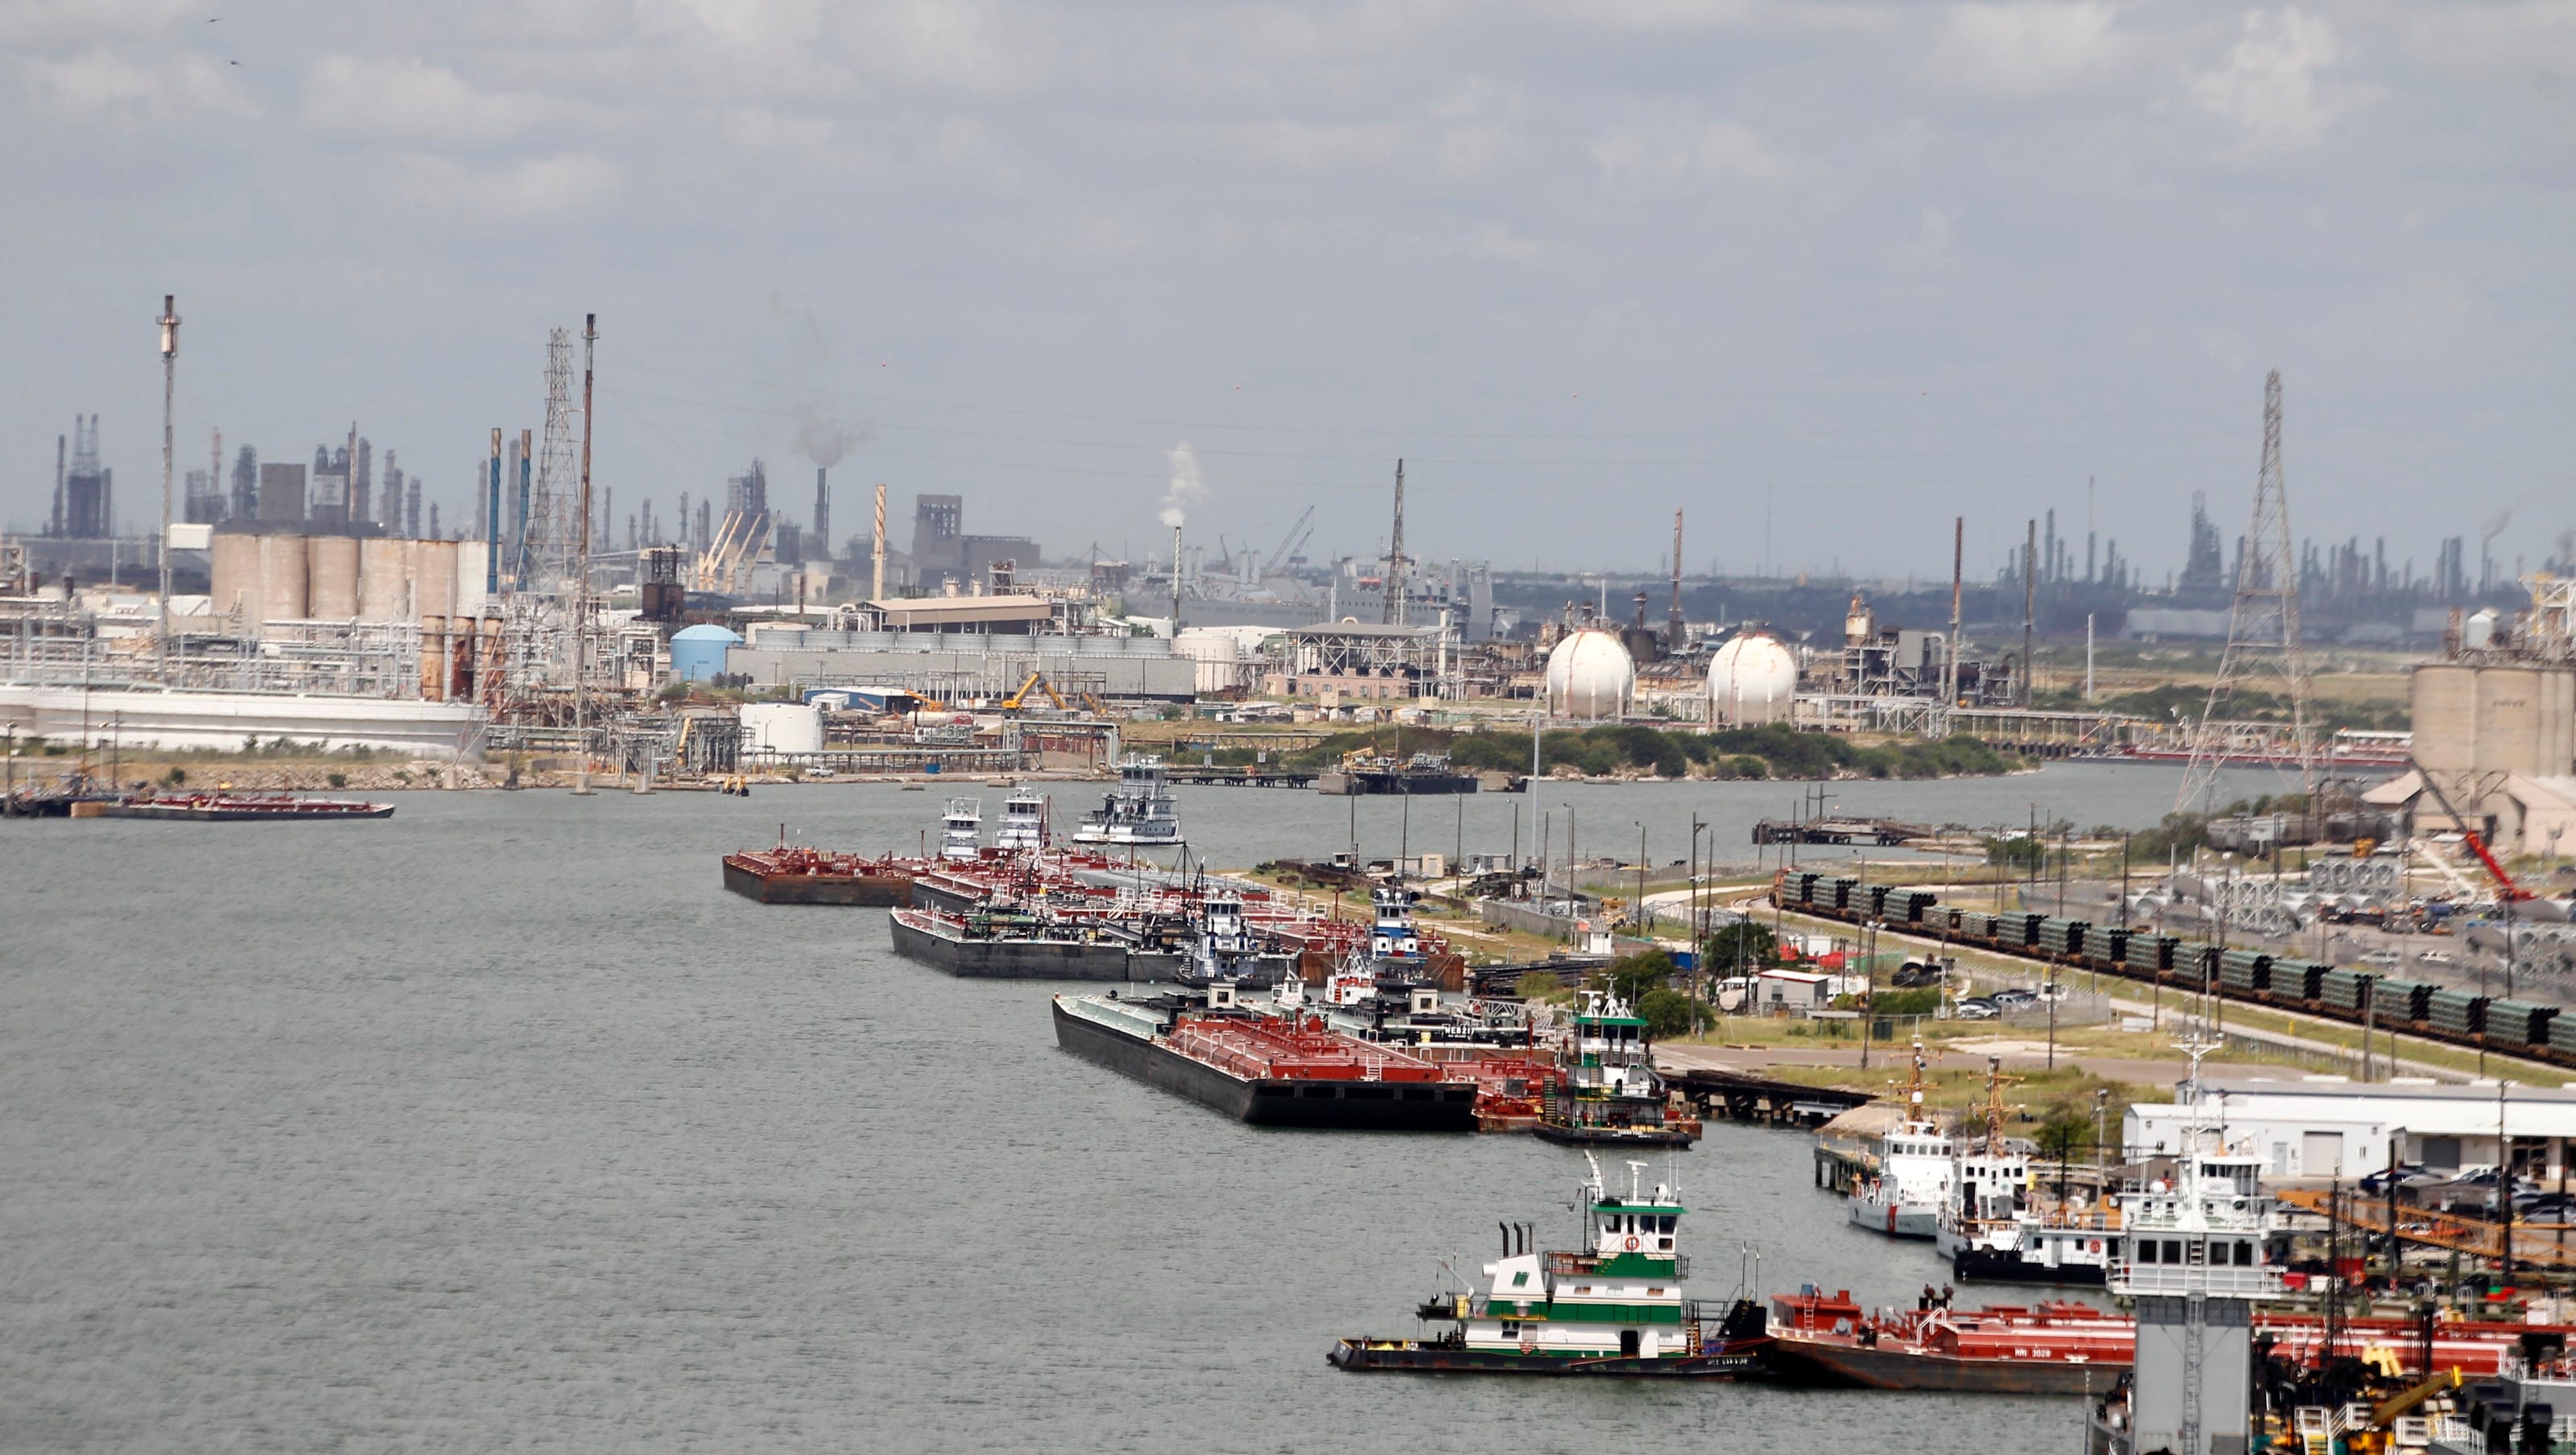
[419,616,448,701]
[209,532,260,629]
[255,532,310,624]
[739,702,824,758]
[358,538,414,620]
[1542,628,1636,720]
[308,535,360,619]
[670,624,743,684]
[1707,633,1799,725]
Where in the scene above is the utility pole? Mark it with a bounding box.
[156,294,179,666]
[572,313,597,796]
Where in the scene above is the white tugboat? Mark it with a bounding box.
[1849,1041,1953,1239]
[1935,1060,2114,1285]
[938,798,983,862]
[1331,1152,1769,1376]
[1169,892,1296,991]
[1071,756,1183,847]
[993,791,1046,851]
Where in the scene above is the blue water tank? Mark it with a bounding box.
[669,624,742,683]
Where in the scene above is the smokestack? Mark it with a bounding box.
[1382,458,1406,626]
[1948,516,1963,707]
[2023,518,2037,707]
[486,430,503,596]
[52,433,64,538]
[1667,508,1686,651]
[814,468,830,561]
[872,482,886,601]
[1171,523,1184,633]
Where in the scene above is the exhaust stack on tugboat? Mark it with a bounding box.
[1330,1152,1769,1376]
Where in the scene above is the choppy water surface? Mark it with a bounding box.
[0,763,2223,1453]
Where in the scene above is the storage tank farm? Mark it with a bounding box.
[1707,632,1798,726]
[1542,627,1636,720]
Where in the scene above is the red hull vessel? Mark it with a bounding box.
[1769,1288,2570,1395]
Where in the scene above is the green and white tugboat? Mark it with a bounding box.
[1532,989,1700,1148]
[1329,1152,1769,1377]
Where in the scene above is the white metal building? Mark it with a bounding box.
[2125,1078,2576,1181]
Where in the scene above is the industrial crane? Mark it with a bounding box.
[1261,505,1316,579]
[2408,758,2533,904]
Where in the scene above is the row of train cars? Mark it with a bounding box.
[1772,869,2576,1070]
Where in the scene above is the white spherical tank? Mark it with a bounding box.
[1707,633,1798,725]
[1544,629,1637,720]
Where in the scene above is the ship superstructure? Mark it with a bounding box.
[939,798,984,862]
[994,791,1046,851]
[1071,756,1183,847]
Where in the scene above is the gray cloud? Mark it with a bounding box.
[1,0,2566,577]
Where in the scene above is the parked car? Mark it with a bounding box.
[2358,1164,2442,1195]
[2434,1166,2541,1210]
[1992,988,2039,1008]
[1953,998,2000,1021]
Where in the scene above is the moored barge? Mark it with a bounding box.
[723,846,918,905]
[83,791,394,821]
[1051,990,1478,1129]
[891,906,1176,980]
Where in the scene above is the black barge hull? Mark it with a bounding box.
[1051,1000,1479,1130]
[1950,1248,2109,1287]
[890,913,1171,980]
[1328,1339,1766,1377]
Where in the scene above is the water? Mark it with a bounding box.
[0,762,2212,1453]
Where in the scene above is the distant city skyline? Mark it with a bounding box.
[5,2,2567,576]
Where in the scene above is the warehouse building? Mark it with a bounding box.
[2126,1078,2576,1182]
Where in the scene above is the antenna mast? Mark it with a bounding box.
[2178,370,2315,813]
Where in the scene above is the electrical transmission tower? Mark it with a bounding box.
[2177,369,2315,814]
[519,328,581,592]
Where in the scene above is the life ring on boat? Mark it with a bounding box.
[2088,1239,2103,1254]
[1624,1236,1639,1251]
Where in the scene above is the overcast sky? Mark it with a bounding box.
[3,0,2569,581]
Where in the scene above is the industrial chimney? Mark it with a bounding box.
[814,467,830,561]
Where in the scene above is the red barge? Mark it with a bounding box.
[1768,1287,2573,1394]
[722,847,921,905]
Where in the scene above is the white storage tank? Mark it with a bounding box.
[739,702,824,758]
[1707,633,1799,725]
[1543,629,1635,720]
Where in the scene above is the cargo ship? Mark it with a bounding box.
[1330,1152,1769,1375]
[723,846,918,905]
[1051,987,1479,1129]
[82,791,394,821]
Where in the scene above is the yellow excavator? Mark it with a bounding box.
[1001,670,1066,712]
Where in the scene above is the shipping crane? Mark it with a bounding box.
[1262,505,1316,579]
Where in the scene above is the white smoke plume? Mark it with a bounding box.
[1160,442,1205,528]
[798,410,869,468]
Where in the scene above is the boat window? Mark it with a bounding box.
[2231,1241,2253,1266]
[2138,1242,2158,1264]
[2163,1239,2182,1263]
[1658,1216,1676,1234]
[1501,1321,1520,1336]
[1512,1272,1530,1288]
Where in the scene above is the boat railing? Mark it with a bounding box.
[2108,1262,2283,1298]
